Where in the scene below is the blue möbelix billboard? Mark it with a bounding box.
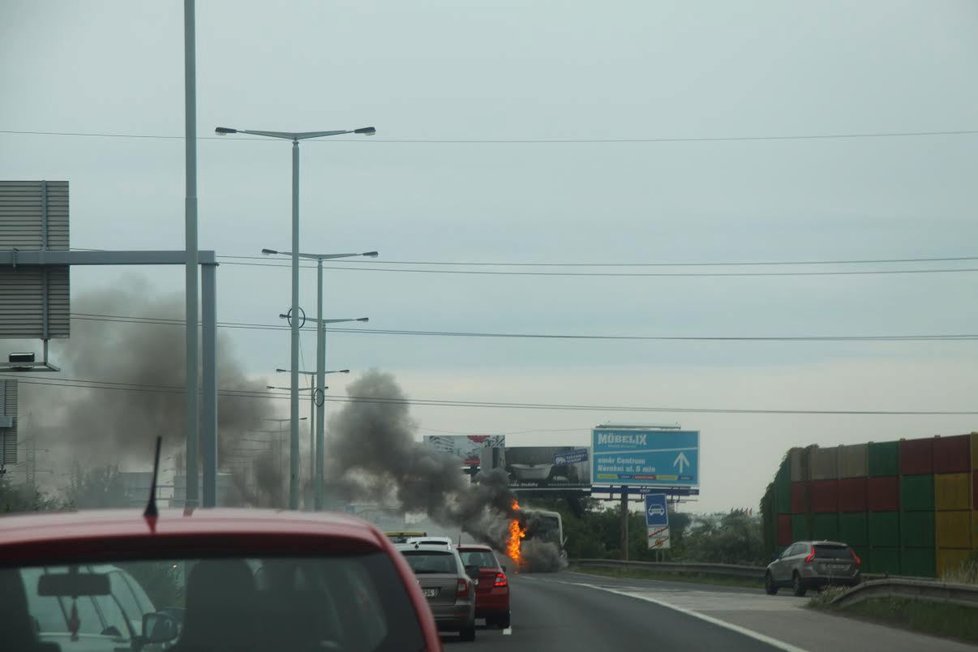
[591,428,699,488]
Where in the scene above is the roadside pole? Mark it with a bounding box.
[620,486,629,561]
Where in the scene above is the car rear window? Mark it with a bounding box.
[401,550,458,574]
[459,550,498,568]
[814,545,852,560]
[8,553,424,652]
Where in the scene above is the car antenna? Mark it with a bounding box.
[143,436,162,525]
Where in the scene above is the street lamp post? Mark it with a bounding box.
[272,364,350,509]
[217,124,375,510]
[259,417,306,489]
[275,310,367,509]
[263,248,375,511]
[268,380,331,500]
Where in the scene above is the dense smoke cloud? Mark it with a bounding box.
[19,280,283,506]
[520,519,568,572]
[328,370,566,571]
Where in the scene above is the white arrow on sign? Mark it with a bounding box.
[673,451,690,473]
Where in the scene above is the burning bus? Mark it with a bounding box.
[506,502,567,572]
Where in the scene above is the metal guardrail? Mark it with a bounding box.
[570,558,765,580]
[569,559,978,609]
[830,578,978,609]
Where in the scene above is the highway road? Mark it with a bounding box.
[444,571,977,652]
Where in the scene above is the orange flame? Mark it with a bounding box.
[506,499,526,570]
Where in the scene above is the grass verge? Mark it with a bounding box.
[568,564,762,590]
[812,595,978,644]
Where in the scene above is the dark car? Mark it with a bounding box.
[396,543,477,642]
[765,540,861,596]
[0,509,442,652]
[456,544,510,629]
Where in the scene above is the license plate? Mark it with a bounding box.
[423,588,438,598]
[827,564,848,571]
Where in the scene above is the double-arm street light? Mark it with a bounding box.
[277,315,367,508]
[264,248,375,510]
[217,124,375,510]
[272,364,351,509]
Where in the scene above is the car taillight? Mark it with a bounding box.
[494,572,508,587]
[457,579,469,598]
[850,548,861,567]
[804,547,816,564]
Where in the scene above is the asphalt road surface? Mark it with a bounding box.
[443,571,977,652]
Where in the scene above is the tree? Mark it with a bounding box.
[683,511,765,565]
[65,463,127,509]
[0,476,64,513]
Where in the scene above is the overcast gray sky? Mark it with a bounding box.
[2,0,977,511]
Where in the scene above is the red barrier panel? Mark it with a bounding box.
[777,514,792,546]
[838,477,868,513]
[867,476,899,512]
[933,435,971,474]
[900,438,934,476]
[810,480,839,513]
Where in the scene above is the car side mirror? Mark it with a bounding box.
[142,612,180,645]
[464,565,480,579]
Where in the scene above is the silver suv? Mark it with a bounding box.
[765,540,861,596]
[396,543,478,642]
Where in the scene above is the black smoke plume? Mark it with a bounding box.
[18,281,283,507]
[328,370,565,570]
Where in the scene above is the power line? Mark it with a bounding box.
[3,128,978,144]
[67,246,978,275]
[218,260,978,278]
[68,313,978,342]
[218,253,978,268]
[6,375,977,416]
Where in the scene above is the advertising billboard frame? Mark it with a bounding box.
[591,427,700,489]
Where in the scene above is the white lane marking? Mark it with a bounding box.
[503,627,513,636]
[565,581,808,652]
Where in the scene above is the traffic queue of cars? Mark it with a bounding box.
[0,509,511,652]
[392,539,513,642]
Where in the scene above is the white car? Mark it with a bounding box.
[405,536,455,548]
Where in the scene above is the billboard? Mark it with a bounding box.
[423,435,504,466]
[592,427,699,488]
[497,446,591,490]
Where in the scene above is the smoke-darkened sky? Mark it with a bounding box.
[2,1,977,511]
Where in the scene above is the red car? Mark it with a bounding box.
[456,544,510,629]
[0,509,442,652]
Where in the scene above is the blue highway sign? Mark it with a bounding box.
[645,493,669,527]
[591,428,700,488]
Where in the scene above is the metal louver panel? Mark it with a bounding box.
[0,267,70,338]
[1,380,16,465]
[0,180,70,339]
[0,181,69,249]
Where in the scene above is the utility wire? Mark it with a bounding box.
[3,128,978,143]
[72,247,978,269]
[6,375,976,416]
[218,253,978,268]
[217,260,978,277]
[68,313,978,342]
